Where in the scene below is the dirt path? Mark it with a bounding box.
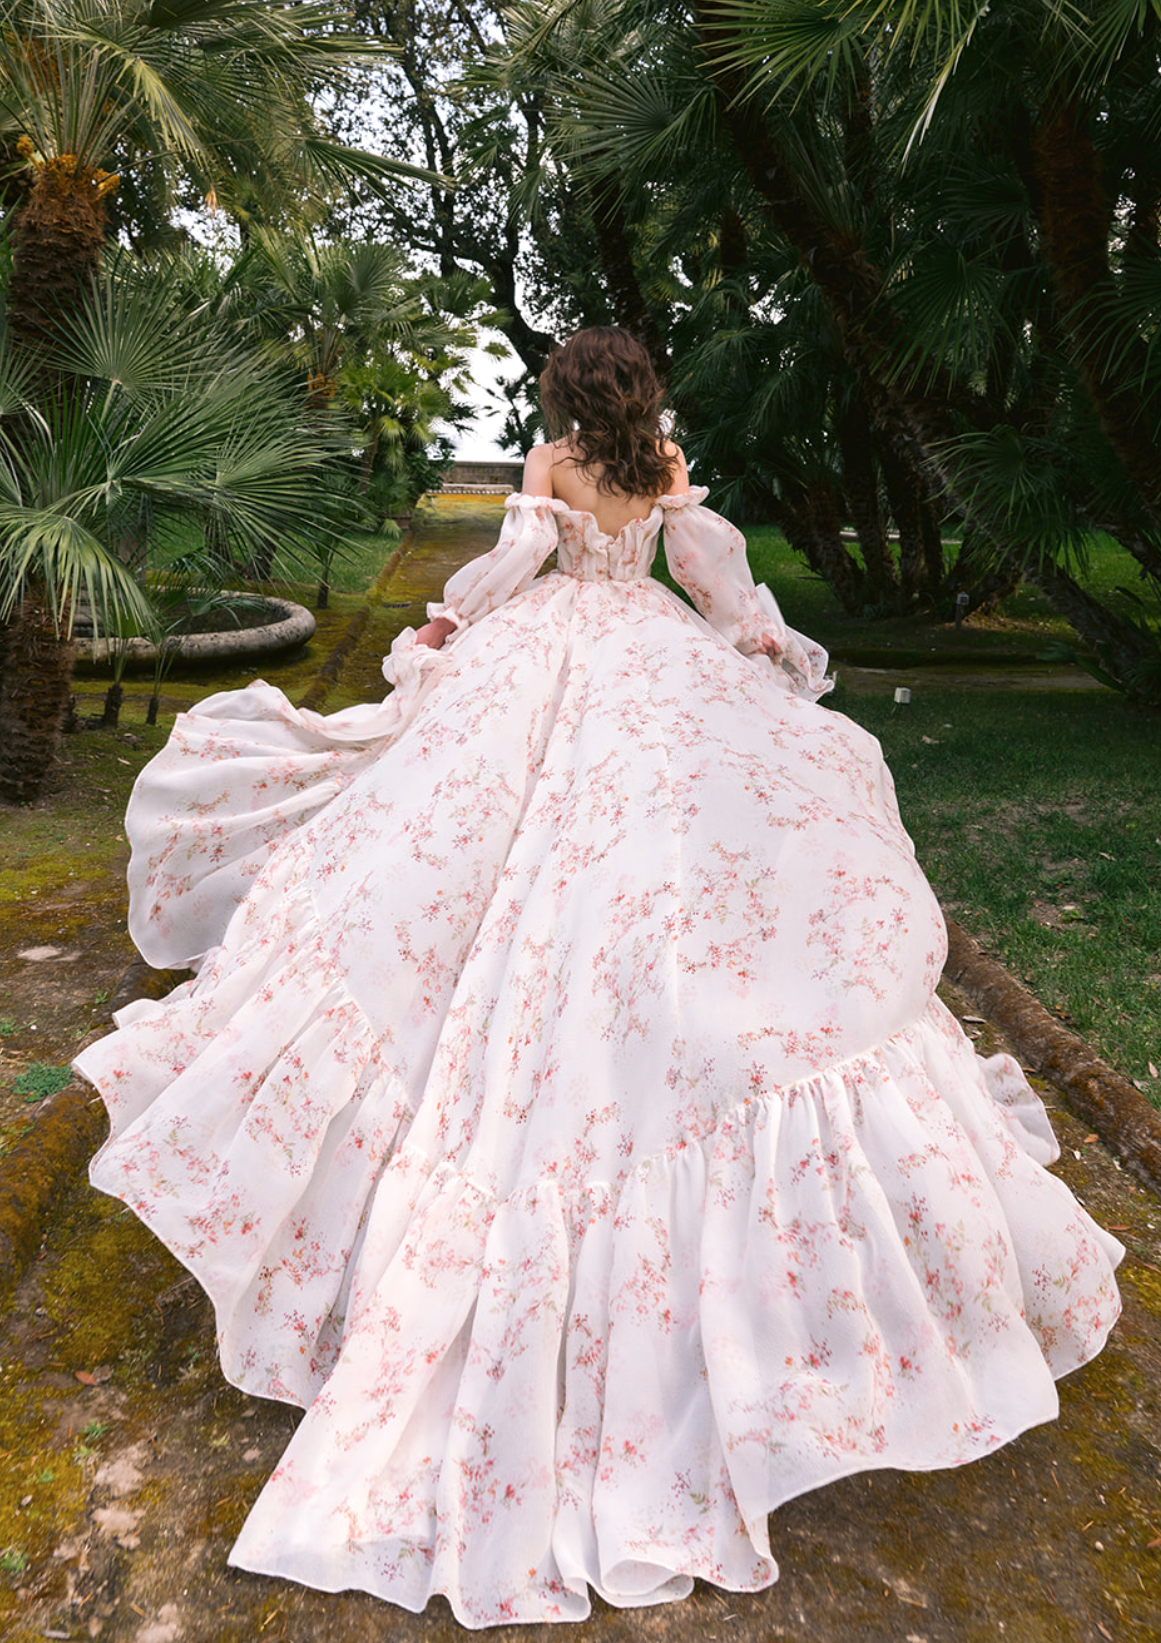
[1,503,1159,1642]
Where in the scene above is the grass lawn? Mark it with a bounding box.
[742,525,1156,662]
[831,681,1161,1105]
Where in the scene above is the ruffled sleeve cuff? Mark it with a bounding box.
[753,584,834,702]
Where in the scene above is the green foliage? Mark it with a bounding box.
[157,233,495,547]
[12,1063,72,1101]
[0,269,357,637]
[0,0,440,242]
[467,0,1161,686]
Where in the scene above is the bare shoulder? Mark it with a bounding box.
[662,441,690,495]
[521,441,566,498]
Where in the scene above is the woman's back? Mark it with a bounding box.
[522,435,689,538]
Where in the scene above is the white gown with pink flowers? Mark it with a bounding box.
[76,490,1122,1626]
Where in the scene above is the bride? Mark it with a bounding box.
[76,326,1122,1627]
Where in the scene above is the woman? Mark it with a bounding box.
[76,326,1121,1627]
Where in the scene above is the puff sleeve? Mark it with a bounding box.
[426,493,564,634]
[660,489,833,701]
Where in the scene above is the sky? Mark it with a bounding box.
[451,339,524,461]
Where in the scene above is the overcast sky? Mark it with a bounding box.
[451,340,523,460]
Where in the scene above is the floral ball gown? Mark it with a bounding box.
[76,488,1122,1626]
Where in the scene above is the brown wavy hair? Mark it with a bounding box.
[539,326,677,497]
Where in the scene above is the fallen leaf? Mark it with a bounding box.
[1150,1061,1159,1079]
[1083,1134,1099,1144]
[962,1015,986,1024]
[74,1370,97,1386]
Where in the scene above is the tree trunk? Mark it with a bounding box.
[1,155,116,798]
[771,486,865,616]
[1031,97,1161,540]
[586,170,668,376]
[879,441,938,603]
[836,395,897,604]
[1026,558,1158,669]
[7,154,113,357]
[950,529,1020,615]
[101,681,123,729]
[0,590,76,804]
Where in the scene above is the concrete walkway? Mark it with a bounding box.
[1,502,1158,1643]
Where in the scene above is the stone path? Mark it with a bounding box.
[1,502,1159,1643]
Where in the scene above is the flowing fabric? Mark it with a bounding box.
[77,490,1122,1627]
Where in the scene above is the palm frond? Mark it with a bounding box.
[885,240,1013,388]
[291,136,453,196]
[0,504,154,630]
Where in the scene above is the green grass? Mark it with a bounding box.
[147,518,402,603]
[741,525,1160,661]
[832,682,1161,1104]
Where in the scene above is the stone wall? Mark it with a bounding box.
[441,460,523,493]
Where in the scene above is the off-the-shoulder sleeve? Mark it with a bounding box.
[660,490,833,701]
[426,493,563,633]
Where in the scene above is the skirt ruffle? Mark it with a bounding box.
[80,944,1122,1625]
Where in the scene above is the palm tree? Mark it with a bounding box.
[485,0,1161,693]
[0,0,445,800]
[0,0,441,354]
[191,231,500,596]
[0,272,355,802]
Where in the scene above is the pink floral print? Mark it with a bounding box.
[77,493,1122,1627]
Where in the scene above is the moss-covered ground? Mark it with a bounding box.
[0,498,1158,1640]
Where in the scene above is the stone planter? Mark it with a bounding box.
[75,597,316,672]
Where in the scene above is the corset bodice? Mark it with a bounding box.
[553,508,662,582]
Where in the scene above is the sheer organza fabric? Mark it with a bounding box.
[77,492,1121,1626]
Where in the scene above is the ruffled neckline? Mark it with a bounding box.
[504,487,710,546]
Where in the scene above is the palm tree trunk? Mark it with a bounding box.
[1,156,114,800]
[1025,558,1159,679]
[950,529,1020,616]
[101,681,123,728]
[770,486,865,616]
[0,589,76,804]
[836,396,897,605]
[879,441,942,603]
[7,154,113,356]
[586,170,668,375]
[1030,96,1161,538]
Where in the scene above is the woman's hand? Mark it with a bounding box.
[415,616,457,650]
